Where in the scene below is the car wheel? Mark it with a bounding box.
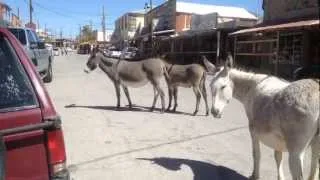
[43,61,53,83]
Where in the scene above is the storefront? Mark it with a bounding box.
[230,19,319,80]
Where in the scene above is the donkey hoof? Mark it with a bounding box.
[193,111,198,116]
[249,175,259,180]
[206,112,209,116]
[150,108,154,112]
[160,110,165,114]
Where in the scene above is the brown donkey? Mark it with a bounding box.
[164,56,209,116]
[84,48,168,112]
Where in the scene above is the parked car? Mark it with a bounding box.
[120,47,139,60]
[66,47,72,52]
[8,27,53,83]
[0,28,69,180]
[77,43,90,54]
[45,43,54,57]
[53,47,60,56]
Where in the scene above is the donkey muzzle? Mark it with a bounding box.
[84,68,91,74]
[211,108,222,119]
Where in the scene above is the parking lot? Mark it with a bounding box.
[46,54,312,180]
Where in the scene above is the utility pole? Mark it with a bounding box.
[79,24,82,43]
[149,0,153,55]
[37,19,40,29]
[90,20,93,31]
[102,5,106,42]
[60,28,62,39]
[29,0,33,23]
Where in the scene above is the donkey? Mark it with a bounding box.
[204,54,320,180]
[163,56,209,116]
[84,48,168,112]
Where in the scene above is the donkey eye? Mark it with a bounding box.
[221,85,226,90]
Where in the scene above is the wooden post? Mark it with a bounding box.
[216,30,221,64]
[233,36,237,65]
[275,31,280,75]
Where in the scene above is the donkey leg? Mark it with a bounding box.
[114,82,121,108]
[274,151,284,180]
[173,87,178,112]
[249,126,261,180]
[288,151,305,180]
[308,137,320,180]
[192,86,201,116]
[167,86,173,111]
[200,80,209,116]
[122,86,132,108]
[158,86,165,113]
[151,86,159,112]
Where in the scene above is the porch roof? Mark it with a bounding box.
[229,19,319,36]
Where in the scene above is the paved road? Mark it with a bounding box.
[46,54,311,180]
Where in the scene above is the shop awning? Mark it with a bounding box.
[229,19,319,36]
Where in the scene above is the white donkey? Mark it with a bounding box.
[204,54,319,180]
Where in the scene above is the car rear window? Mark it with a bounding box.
[8,28,27,45]
[0,35,38,112]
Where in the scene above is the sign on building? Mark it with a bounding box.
[191,13,218,30]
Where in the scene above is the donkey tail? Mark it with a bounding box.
[162,63,170,81]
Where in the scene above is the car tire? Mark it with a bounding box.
[43,61,53,83]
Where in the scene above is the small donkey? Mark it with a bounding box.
[163,56,209,116]
[84,47,168,112]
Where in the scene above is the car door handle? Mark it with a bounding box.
[0,117,61,180]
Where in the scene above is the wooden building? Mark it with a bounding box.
[134,0,257,63]
[230,0,319,80]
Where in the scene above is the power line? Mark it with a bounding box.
[32,0,74,18]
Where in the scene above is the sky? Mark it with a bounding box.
[4,0,263,38]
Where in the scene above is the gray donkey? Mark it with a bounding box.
[163,56,209,116]
[84,48,168,112]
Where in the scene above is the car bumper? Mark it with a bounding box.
[51,169,70,180]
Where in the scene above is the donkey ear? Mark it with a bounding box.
[202,56,216,75]
[224,52,234,69]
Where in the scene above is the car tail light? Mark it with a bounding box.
[47,128,69,178]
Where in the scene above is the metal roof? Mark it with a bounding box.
[230,19,320,36]
[176,1,257,20]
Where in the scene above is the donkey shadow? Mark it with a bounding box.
[137,157,248,180]
[64,104,204,116]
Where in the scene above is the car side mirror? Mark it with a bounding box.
[30,42,38,49]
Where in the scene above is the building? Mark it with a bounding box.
[112,10,145,49]
[97,30,113,43]
[230,0,319,80]
[0,2,11,27]
[11,13,22,27]
[135,0,257,61]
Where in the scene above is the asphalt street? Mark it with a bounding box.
[46,53,311,180]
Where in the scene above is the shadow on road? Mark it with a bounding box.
[67,126,247,172]
[137,157,248,180]
[64,104,208,116]
[65,104,145,112]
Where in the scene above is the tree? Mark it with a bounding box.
[77,25,97,43]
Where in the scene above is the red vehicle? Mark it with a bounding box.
[0,28,69,179]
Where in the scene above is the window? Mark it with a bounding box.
[8,28,27,45]
[0,35,38,112]
[27,30,37,43]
